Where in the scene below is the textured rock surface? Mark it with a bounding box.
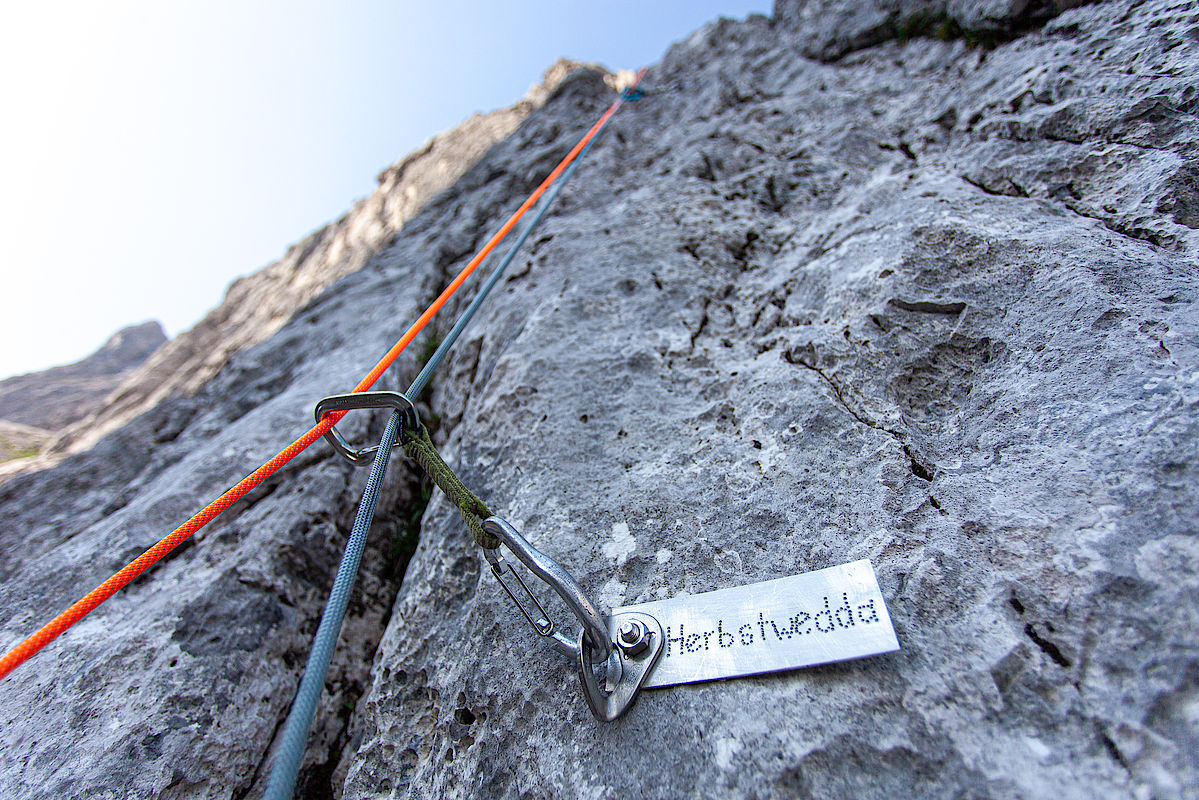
[1,2,1197,799]
[0,321,166,434]
[775,0,1097,59]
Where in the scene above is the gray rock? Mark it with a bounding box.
[0,2,1196,799]
[0,321,166,433]
[774,0,1095,59]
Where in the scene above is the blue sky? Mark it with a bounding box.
[0,1,769,379]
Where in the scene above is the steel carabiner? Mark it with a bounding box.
[481,516,663,722]
[314,391,420,465]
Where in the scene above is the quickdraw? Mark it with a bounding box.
[264,73,653,798]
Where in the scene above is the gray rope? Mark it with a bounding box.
[406,129,602,399]
[263,409,402,800]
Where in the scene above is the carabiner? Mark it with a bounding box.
[482,517,664,722]
[314,391,420,465]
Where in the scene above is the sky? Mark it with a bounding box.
[0,1,770,380]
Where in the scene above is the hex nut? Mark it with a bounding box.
[617,618,649,657]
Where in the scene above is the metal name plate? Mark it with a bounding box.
[617,560,899,688]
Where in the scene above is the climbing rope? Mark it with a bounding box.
[0,67,646,681]
[264,411,402,800]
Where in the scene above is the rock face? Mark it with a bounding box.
[0,321,166,434]
[773,0,1097,60]
[1,2,1197,799]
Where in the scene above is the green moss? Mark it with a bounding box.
[893,11,1005,49]
[417,332,442,370]
[894,10,944,42]
[0,437,41,463]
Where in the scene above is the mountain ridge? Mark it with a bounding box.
[0,320,165,435]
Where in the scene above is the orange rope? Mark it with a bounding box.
[0,69,645,681]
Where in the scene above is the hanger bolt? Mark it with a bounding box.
[617,619,649,657]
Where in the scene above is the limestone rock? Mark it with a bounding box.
[0,2,1196,799]
[0,321,166,434]
[774,0,1095,59]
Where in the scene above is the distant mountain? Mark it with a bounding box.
[0,321,166,434]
